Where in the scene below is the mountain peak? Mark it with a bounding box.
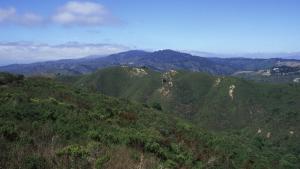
[117,50,149,55]
[154,49,184,54]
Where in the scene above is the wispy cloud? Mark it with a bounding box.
[0,7,43,26]
[0,42,129,66]
[20,13,44,26]
[0,7,16,22]
[52,1,120,26]
[0,1,121,27]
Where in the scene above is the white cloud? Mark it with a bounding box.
[0,7,43,25]
[0,42,129,66]
[0,2,120,27]
[0,7,16,22]
[52,1,118,26]
[20,13,44,25]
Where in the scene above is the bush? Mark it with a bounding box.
[119,112,137,123]
[56,145,90,168]
[151,102,162,110]
[279,154,298,169]
[0,72,24,85]
[145,142,161,153]
[130,151,140,161]
[57,145,89,158]
[95,154,110,169]
[164,159,177,168]
[0,121,18,141]
[23,155,47,169]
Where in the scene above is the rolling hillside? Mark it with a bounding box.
[70,67,300,151]
[2,72,300,168]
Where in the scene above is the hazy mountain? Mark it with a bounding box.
[0,50,300,82]
[1,50,300,83]
[188,51,300,60]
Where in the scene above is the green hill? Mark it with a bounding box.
[73,67,300,131]
[1,71,300,168]
[70,67,300,166]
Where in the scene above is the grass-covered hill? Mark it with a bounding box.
[1,71,299,168]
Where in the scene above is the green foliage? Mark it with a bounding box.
[0,121,18,141]
[0,72,24,85]
[151,102,162,110]
[279,154,299,169]
[95,155,110,169]
[57,145,89,158]
[164,159,177,168]
[1,70,300,169]
[70,67,300,156]
[56,145,90,169]
[22,155,47,169]
[145,142,160,153]
[130,151,141,161]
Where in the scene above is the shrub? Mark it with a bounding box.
[0,121,18,141]
[130,151,140,161]
[119,112,137,123]
[88,128,124,145]
[145,142,161,153]
[56,145,90,169]
[0,73,24,85]
[279,154,298,169]
[151,102,162,110]
[57,145,89,158]
[164,159,177,168]
[23,155,47,169]
[95,154,110,169]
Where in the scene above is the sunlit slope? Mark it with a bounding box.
[73,67,300,140]
[1,72,299,168]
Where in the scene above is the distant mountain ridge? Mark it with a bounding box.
[1,49,300,78]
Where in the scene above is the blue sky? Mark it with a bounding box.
[0,0,300,64]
